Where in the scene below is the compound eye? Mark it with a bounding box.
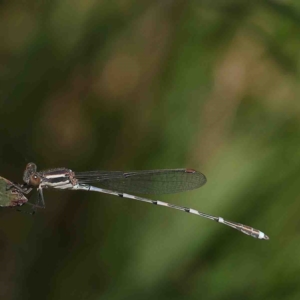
[29,174,41,187]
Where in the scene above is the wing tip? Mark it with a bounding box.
[185,169,207,187]
[185,169,197,173]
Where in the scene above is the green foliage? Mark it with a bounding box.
[0,1,300,300]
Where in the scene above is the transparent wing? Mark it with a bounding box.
[74,169,207,194]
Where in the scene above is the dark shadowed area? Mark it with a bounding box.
[1,1,300,299]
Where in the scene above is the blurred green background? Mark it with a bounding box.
[1,0,300,299]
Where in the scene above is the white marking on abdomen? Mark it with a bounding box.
[156,201,168,207]
[189,209,198,214]
[123,193,135,199]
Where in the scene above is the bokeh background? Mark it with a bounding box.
[0,1,300,299]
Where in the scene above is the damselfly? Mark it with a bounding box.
[11,163,269,240]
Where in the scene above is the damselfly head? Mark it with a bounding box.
[29,173,41,187]
[25,163,37,173]
[23,162,37,184]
